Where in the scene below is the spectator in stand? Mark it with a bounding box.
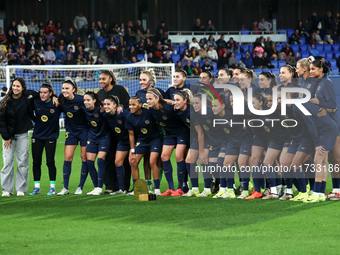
[26,35,35,52]
[265,36,274,52]
[0,28,7,45]
[75,45,86,61]
[37,28,46,42]
[46,20,56,35]
[163,52,173,63]
[307,12,322,33]
[44,45,56,64]
[116,36,125,49]
[17,20,28,34]
[147,52,157,63]
[207,45,218,62]
[16,47,26,64]
[216,35,227,50]
[181,48,193,62]
[133,20,144,33]
[262,51,274,68]
[192,18,204,31]
[137,38,145,54]
[201,60,213,72]
[189,37,201,51]
[175,61,184,72]
[86,53,95,65]
[285,52,296,66]
[0,86,7,100]
[26,49,35,59]
[258,18,272,33]
[315,30,327,44]
[75,71,84,82]
[67,41,76,53]
[253,50,264,69]
[281,42,294,58]
[308,31,317,44]
[294,52,301,62]
[74,11,88,43]
[88,22,102,42]
[116,46,130,64]
[192,62,202,75]
[52,70,64,81]
[95,56,103,65]
[127,46,137,61]
[135,29,145,43]
[295,20,308,37]
[250,21,259,34]
[226,37,239,53]
[124,27,137,46]
[228,52,239,68]
[7,21,17,36]
[198,45,209,62]
[56,45,67,63]
[206,35,217,49]
[217,47,229,68]
[64,53,75,65]
[14,39,25,53]
[46,31,55,45]
[18,32,25,46]
[198,38,206,49]
[6,30,16,48]
[154,41,164,61]
[290,29,302,44]
[66,28,77,44]
[205,19,216,31]
[183,60,194,76]
[43,71,52,83]
[24,29,34,44]
[49,38,57,52]
[241,51,254,69]
[106,37,118,63]
[55,29,66,44]
[309,44,319,56]
[27,20,39,35]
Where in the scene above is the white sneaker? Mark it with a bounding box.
[87,187,102,195]
[2,191,11,197]
[197,190,212,198]
[182,189,199,197]
[57,188,69,196]
[74,187,83,195]
[220,189,236,199]
[154,189,161,196]
[237,191,249,199]
[17,191,25,197]
[110,189,125,195]
[126,191,134,196]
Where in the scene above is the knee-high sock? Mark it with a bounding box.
[154,179,160,189]
[78,161,88,188]
[87,160,98,187]
[177,160,186,190]
[240,166,250,191]
[63,161,72,189]
[116,165,125,190]
[264,166,277,189]
[294,166,306,193]
[186,163,198,188]
[217,157,226,188]
[202,164,212,189]
[163,160,174,190]
[252,164,263,192]
[97,158,105,188]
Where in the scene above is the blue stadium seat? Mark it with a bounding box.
[271,61,278,68]
[331,67,339,74]
[173,45,179,53]
[271,68,279,74]
[199,61,204,66]
[211,70,219,75]
[171,54,180,63]
[300,45,307,52]
[212,62,217,70]
[278,29,286,35]
[278,61,286,69]
[262,69,270,73]
[326,53,334,59]
[15,69,23,77]
[301,52,309,58]
[241,53,246,58]
[137,54,144,61]
[234,53,242,61]
[300,37,306,44]
[96,38,108,49]
[324,44,332,53]
[271,69,280,77]
[319,52,326,58]
[240,45,249,53]
[240,29,250,35]
[315,44,324,52]
[179,46,187,54]
[332,44,340,52]
[329,59,337,68]
[286,29,294,39]
[276,44,283,51]
[253,69,262,77]
[290,44,299,53]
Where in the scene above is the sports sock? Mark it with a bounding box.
[163,160,174,190]
[97,158,105,188]
[187,163,198,188]
[321,181,327,195]
[217,157,226,188]
[116,165,125,190]
[270,186,277,194]
[314,181,322,193]
[309,178,315,191]
[227,178,234,189]
[34,181,40,189]
[240,166,250,191]
[154,179,160,189]
[177,160,186,190]
[292,178,301,192]
[87,160,98,187]
[78,161,88,188]
[50,181,56,189]
[295,167,307,193]
[63,161,72,189]
[332,177,340,190]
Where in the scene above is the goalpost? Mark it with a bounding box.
[3,63,175,97]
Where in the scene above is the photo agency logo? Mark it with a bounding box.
[200,85,312,128]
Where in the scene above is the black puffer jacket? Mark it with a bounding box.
[0,90,38,140]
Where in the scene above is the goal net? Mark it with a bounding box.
[3,63,175,97]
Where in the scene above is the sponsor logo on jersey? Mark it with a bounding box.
[142,103,148,109]
[136,142,140,147]
[50,109,55,113]
[115,127,121,133]
[186,118,190,123]
[141,128,148,134]
[41,115,48,122]
[91,121,97,127]
[74,106,79,110]
[87,141,90,144]
[67,112,73,118]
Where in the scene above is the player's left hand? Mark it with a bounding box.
[310,97,319,105]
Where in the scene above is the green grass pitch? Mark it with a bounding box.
[0,132,339,254]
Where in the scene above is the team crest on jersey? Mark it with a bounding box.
[206,119,211,123]
[141,128,148,134]
[91,121,97,127]
[117,120,122,124]
[67,112,73,118]
[186,118,190,123]
[115,127,121,133]
[145,120,150,124]
[162,116,167,120]
[41,115,48,122]
[307,84,311,89]
[74,106,79,110]
[160,122,166,127]
[50,109,55,113]
[203,125,209,131]
[94,113,99,118]
[264,126,270,132]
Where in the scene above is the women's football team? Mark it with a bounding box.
[1,59,340,202]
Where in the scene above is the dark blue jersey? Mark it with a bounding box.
[149,103,189,136]
[175,105,190,129]
[33,99,62,140]
[293,101,337,147]
[266,108,290,143]
[60,94,88,133]
[222,107,251,143]
[136,88,167,109]
[166,84,190,100]
[245,106,271,137]
[103,109,129,143]
[278,81,298,89]
[83,106,109,140]
[260,87,273,97]
[284,105,309,141]
[298,77,318,98]
[125,109,161,143]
